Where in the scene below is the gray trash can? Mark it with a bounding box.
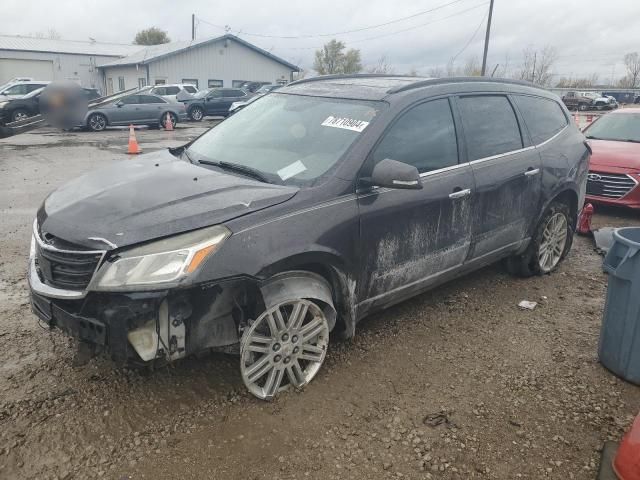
[598,227,640,384]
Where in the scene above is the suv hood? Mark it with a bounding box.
[589,139,640,170]
[38,150,299,250]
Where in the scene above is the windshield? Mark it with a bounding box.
[585,113,640,142]
[187,93,384,185]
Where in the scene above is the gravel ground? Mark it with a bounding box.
[1,124,639,480]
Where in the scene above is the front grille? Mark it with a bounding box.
[34,230,105,291]
[587,172,637,199]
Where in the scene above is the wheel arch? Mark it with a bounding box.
[257,252,357,339]
[542,187,579,228]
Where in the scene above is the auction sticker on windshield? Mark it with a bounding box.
[277,160,307,180]
[321,116,370,133]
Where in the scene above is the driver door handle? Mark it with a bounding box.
[524,168,540,177]
[449,188,471,199]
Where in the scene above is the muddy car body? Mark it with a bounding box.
[29,75,589,399]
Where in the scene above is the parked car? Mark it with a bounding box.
[240,81,269,93]
[228,85,281,114]
[149,84,198,102]
[83,93,187,131]
[606,96,619,109]
[0,80,50,99]
[0,87,100,124]
[183,88,252,120]
[256,84,282,94]
[28,76,588,400]
[583,109,640,209]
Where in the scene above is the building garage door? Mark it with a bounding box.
[0,58,54,84]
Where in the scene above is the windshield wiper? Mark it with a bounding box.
[198,159,270,183]
[181,148,195,164]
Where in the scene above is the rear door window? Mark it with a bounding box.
[165,86,180,95]
[119,95,140,105]
[371,98,459,174]
[139,95,166,104]
[457,95,523,160]
[513,95,568,144]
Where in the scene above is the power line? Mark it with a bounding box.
[450,10,488,64]
[195,0,473,39]
[258,2,490,51]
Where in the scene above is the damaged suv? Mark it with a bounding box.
[29,75,589,400]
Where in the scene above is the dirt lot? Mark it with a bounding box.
[1,123,639,480]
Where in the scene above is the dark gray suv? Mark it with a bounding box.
[28,75,589,400]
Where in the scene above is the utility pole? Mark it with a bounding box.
[191,14,195,41]
[480,0,495,76]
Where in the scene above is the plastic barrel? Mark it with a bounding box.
[599,227,640,384]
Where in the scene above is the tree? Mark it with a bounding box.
[342,49,363,74]
[313,40,362,75]
[34,29,61,40]
[462,56,481,76]
[623,52,640,88]
[367,55,394,74]
[514,46,557,86]
[134,27,170,46]
[406,67,419,77]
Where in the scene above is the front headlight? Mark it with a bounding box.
[0,102,8,109]
[93,225,230,290]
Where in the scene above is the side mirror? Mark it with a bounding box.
[368,159,422,190]
[115,101,123,108]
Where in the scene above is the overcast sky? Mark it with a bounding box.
[4,0,640,84]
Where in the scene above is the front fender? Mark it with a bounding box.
[260,271,337,331]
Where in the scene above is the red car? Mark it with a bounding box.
[583,109,640,209]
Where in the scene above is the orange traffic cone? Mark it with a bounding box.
[127,124,142,154]
[164,112,174,131]
[613,413,640,479]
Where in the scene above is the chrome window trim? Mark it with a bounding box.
[534,124,569,148]
[468,145,536,165]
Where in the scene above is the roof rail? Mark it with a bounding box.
[287,73,428,87]
[386,76,537,94]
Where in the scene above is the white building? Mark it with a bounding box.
[0,35,140,91]
[98,34,299,94]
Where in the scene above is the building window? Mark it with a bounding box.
[118,77,125,91]
[208,79,223,88]
[154,79,166,85]
[107,78,114,95]
[232,80,250,88]
[182,79,199,88]
[138,78,147,89]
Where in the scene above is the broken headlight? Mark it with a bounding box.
[93,225,230,290]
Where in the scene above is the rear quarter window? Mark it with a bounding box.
[457,95,523,161]
[513,95,568,144]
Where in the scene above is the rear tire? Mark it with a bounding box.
[161,112,177,129]
[505,202,574,277]
[578,103,589,112]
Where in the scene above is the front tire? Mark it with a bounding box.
[188,106,204,122]
[240,299,330,401]
[11,109,30,123]
[578,103,589,112]
[505,202,573,277]
[87,113,107,132]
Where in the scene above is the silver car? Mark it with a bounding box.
[84,93,187,131]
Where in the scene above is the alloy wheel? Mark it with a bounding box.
[89,114,106,131]
[538,212,568,273]
[240,299,329,400]
[12,111,29,122]
[190,107,203,121]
